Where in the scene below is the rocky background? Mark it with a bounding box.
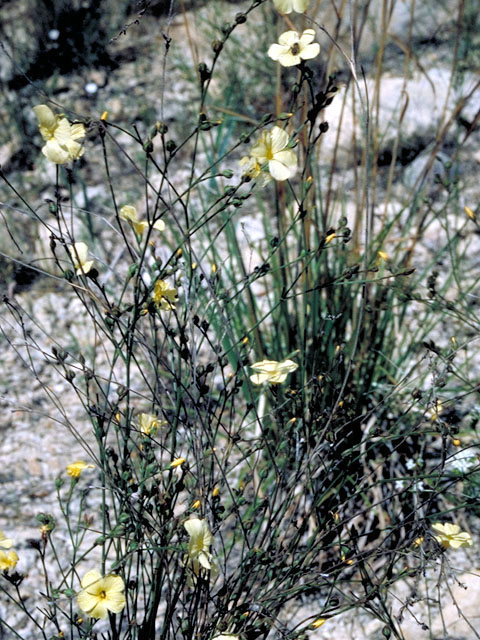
[1,0,480,638]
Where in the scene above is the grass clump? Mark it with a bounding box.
[1,0,480,639]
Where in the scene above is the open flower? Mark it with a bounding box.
[250,359,298,384]
[431,522,473,549]
[184,517,214,574]
[239,155,272,186]
[119,205,165,236]
[77,569,126,619]
[0,550,19,572]
[273,0,309,13]
[68,243,94,276]
[139,413,166,437]
[33,104,85,164]
[66,461,95,478]
[250,126,297,181]
[0,530,13,550]
[152,279,177,310]
[268,29,320,67]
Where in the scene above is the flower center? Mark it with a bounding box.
[99,590,107,600]
[42,126,56,140]
[290,43,300,55]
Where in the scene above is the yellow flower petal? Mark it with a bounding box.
[152,279,177,310]
[33,105,57,139]
[250,359,298,384]
[34,105,85,164]
[139,413,166,436]
[119,205,137,223]
[431,521,473,549]
[269,150,297,180]
[68,243,94,275]
[53,118,74,145]
[273,0,309,14]
[249,372,271,385]
[153,219,166,231]
[239,156,272,185]
[299,28,316,45]
[270,126,290,153]
[0,550,19,571]
[66,461,95,478]
[300,43,320,60]
[268,29,320,68]
[184,518,214,574]
[249,127,297,181]
[184,518,204,538]
[70,123,86,141]
[77,570,126,620]
[43,139,70,164]
[120,205,165,235]
[80,568,102,589]
[198,550,212,569]
[267,43,290,61]
[66,139,85,161]
[0,530,13,550]
[278,30,299,47]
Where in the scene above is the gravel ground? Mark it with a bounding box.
[2,0,480,638]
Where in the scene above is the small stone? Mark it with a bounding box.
[85,82,99,95]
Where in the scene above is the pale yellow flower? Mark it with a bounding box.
[184,517,214,574]
[139,413,166,437]
[171,457,186,468]
[0,530,13,550]
[68,242,94,275]
[119,205,165,235]
[77,569,126,619]
[268,29,320,67]
[33,104,85,164]
[429,399,443,422]
[0,550,19,572]
[432,522,473,549]
[250,126,297,181]
[66,461,95,478]
[273,0,309,13]
[239,156,272,186]
[152,279,177,310]
[250,359,298,385]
